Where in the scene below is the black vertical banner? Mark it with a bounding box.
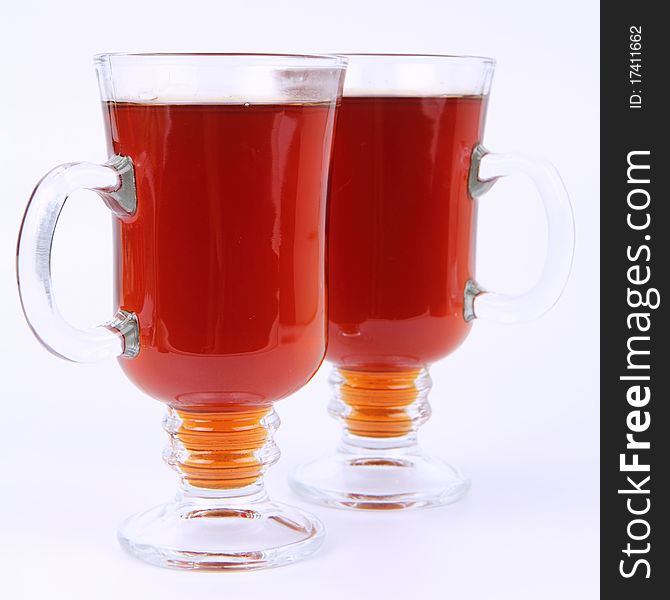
[601,4,668,597]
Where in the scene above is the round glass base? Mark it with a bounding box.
[290,445,470,510]
[118,493,324,570]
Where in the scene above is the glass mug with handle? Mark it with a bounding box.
[290,54,575,510]
[17,53,347,569]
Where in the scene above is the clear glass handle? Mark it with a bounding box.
[465,144,575,323]
[17,155,140,362]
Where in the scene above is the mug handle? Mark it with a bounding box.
[465,144,575,323]
[17,155,140,362]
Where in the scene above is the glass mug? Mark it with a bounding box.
[290,54,575,509]
[17,53,347,569]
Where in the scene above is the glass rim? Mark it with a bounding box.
[335,53,496,66]
[94,52,349,67]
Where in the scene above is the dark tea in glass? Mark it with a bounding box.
[17,53,347,569]
[105,101,334,407]
[291,54,574,510]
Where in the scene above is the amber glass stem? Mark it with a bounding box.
[329,367,432,449]
[163,406,280,497]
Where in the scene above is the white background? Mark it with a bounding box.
[0,1,599,598]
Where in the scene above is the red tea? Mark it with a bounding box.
[103,102,336,408]
[327,96,486,369]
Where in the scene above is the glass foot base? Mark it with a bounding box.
[290,447,470,510]
[117,494,324,570]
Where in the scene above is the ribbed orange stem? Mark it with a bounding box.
[171,407,273,490]
[338,369,423,438]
